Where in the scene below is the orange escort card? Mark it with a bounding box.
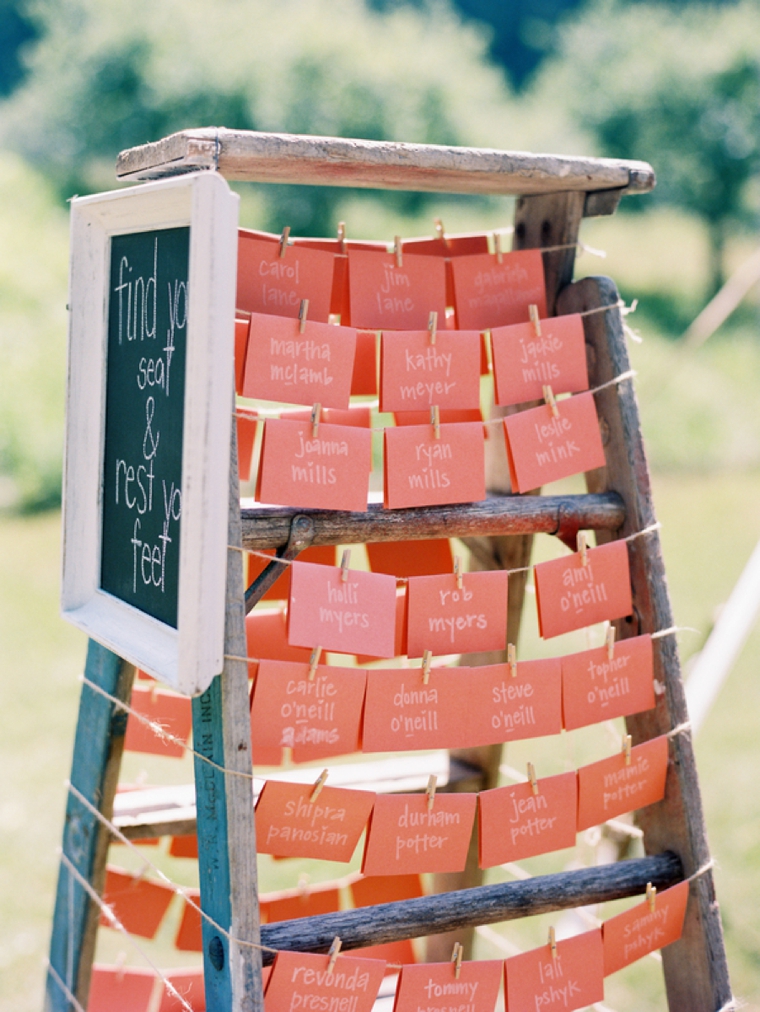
[246,606,312,672]
[348,250,447,331]
[384,422,486,510]
[450,249,546,331]
[362,666,471,752]
[124,685,191,758]
[562,634,655,731]
[159,967,205,1012]
[502,392,606,494]
[492,314,588,407]
[88,965,155,1012]
[505,928,604,1012]
[174,889,202,951]
[246,545,336,603]
[257,419,372,512]
[467,659,563,746]
[352,330,379,395]
[100,866,174,939]
[393,959,503,1012]
[478,771,577,868]
[243,312,357,409]
[603,880,689,976]
[250,659,366,759]
[237,237,334,322]
[362,793,477,876]
[288,561,398,658]
[355,583,408,663]
[265,950,386,1012]
[235,317,250,394]
[380,329,481,412]
[237,408,258,483]
[406,570,508,658]
[255,780,375,862]
[576,735,669,831]
[261,881,342,924]
[350,873,425,907]
[367,538,453,578]
[534,540,633,639]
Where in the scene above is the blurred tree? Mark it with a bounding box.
[0,0,37,96]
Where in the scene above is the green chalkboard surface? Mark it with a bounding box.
[100,226,190,628]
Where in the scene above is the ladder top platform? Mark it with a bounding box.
[116,127,655,197]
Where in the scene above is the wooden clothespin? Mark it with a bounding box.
[508,642,517,678]
[431,405,441,440]
[646,882,657,913]
[426,774,437,811]
[529,303,542,337]
[299,298,309,334]
[435,218,445,242]
[428,310,438,346]
[308,646,322,681]
[114,950,127,983]
[340,549,351,582]
[394,235,403,268]
[606,624,616,660]
[310,768,329,803]
[542,384,559,418]
[311,403,321,438]
[297,872,311,904]
[494,231,504,264]
[327,936,342,974]
[422,649,433,685]
[337,221,346,253]
[279,226,291,258]
[454,556,463,591]
[622,734,632,766]
[548,926,557,959]
[451,941,463,979]
[527,762,539,796]
[577,530,589,566]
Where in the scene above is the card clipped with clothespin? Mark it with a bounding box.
[241,311,358,409]
[236,236,335,322]
[502,389,606,494]
[254,779,375,861]
[264,950,387,1012]
[383,421,486,509]
[392,959,503,1012]
[347,249,447,331]
[256,418,372,512]
[504,928,604,1012]
[405,569,508,658]
[449,248,546,331]
[478,770,577,868]
[491,312,589,407]
[379,328,482,413]
[602,880,689,976]
[287,560,398,658]
[362,791,477,876]
[466,657,562,746]
[576,734,669,831]
[123,684,192,758]
[561,634,655,730]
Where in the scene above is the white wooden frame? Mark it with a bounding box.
[61,172,239,694]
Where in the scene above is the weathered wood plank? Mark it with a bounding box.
[558,275,732,1012]
[116,128,655,197]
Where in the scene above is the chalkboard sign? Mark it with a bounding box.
[61,173,239,693]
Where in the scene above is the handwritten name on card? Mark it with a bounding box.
[362,793,477,876]
[265,951,386,1012]
[257,419,372,513]
[348,250,447,331]
[577,735,669,831]
[242,313,357,409]
[288,561,398,658]
[393,960,503,1012]
[467,659,563,746]
[250,660,366,760]
[237,237,334,321]
[384,422,486,510]
[255,780,375,862]
[503,392,606,494]
[380,330,481,412]
[562,635,655,730]
[450,249,546,331]
[406,570,508,658]
[505,929,604,1012]
[534,540,633,639]
[362,667,471,753]
[492,314,588,407]
[478,771,577,868]
[603,880,689,976]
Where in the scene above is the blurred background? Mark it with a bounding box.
[1,0,759,1009]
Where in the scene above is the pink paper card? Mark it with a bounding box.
[406,570,508,657]
[478,771,577,868]
[100,866,174,939]
[394,408,483,426]
[159,968,205,1012]
[350,873,425,907]
[534,540,633,639]
[362,666,472,752]
[348,250,447,330]
[250,659,366,757]
[577,735,669,831]
[255,780,375,861]
[562,634,655,730]
[603,880,689,976]
[235,317,250,394]
[505,928,604,1012]
[352,330,379,395]
[246,607,312,671]
[288,561,397,658]
[450,249,546,331]
[401,232,490,307]
[237,408,258,483]
[467,658,563,746]
[367,538,453,578]
[88,965,155,1012]
[492,314,588,407]
[261,881,342,924]
[502,392,606,494]
[242,312,357,409]
[393,960,503,1012]
[265,951,386,1012]
[237,237,334,322]
[362,793,476,875]
[380,329,481,412]
[124,685,191,758]
[256,419,372,512]
[355,584,408,662]
[384,422,486,509]
[174,889,202,951]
